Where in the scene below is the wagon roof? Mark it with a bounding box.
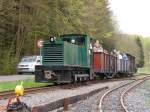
[126,53,135,58]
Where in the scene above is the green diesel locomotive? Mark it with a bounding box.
[35,34,93,83]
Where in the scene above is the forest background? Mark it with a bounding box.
[0,0,147,75]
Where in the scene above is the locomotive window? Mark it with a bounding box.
[76,37,85,45]
[62,37,85,45]
[62,38,71,43]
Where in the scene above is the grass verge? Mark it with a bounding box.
[0,79,52,92]
[138,64,150,74]
[146,80,150,107]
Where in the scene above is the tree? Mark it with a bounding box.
[0,0,117,74]
[114,34,145,67]
[142,38,150,65]
[135,36,144,67]
[0,0,50,74]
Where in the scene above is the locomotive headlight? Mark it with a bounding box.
[49,36,56,43]
[50,37,54,42]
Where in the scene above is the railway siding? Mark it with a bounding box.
[56,80,138,112]
[99,76,150,112]
[32,87,108,112]
[124,80,150,112]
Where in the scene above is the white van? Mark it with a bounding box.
[17,56,42,74]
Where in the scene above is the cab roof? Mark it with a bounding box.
[60,34,88,40]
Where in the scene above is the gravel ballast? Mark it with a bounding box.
[124,80,150,112]
[62,89,107,112]
[51,80,135,112]
[101,80,138,112]
[0,80,128,112]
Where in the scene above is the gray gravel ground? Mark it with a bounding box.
[65,90,107,112]
[52,80,135,112]
[101,80,138,112]
[0,80,127,112]
[0,75,34,82]
[124,80,150,112]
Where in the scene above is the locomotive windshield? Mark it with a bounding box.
[61,35,85,45]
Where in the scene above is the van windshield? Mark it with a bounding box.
[21,56,36,62]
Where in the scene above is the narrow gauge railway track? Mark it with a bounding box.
[0,77,136,100]
[0,85,58,99]
[120,76,150,112]
[99,76,150,112]
[0,74,148,100]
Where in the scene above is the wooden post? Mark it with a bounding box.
[63,98,69,111]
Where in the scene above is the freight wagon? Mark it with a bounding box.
[35,34,136,83]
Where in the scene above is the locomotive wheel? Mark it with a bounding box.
[105,73,115,79]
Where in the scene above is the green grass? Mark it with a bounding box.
[138,64,150,74]
[0,79,53,92]
[146,80,150,107]
[147,96,150,107]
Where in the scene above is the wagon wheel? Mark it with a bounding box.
[99,74,105,80]
[105,66,116,79]
[105,61,116,79]
[127,73,133,77]
[105,72,115,79]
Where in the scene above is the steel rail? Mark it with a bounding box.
[0,74,148,99]
[98,76,150,112]
[120,77,150,112]
[0,85,58,99]
[0,77,137,100]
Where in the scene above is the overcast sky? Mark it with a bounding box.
[108,0,150,37]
